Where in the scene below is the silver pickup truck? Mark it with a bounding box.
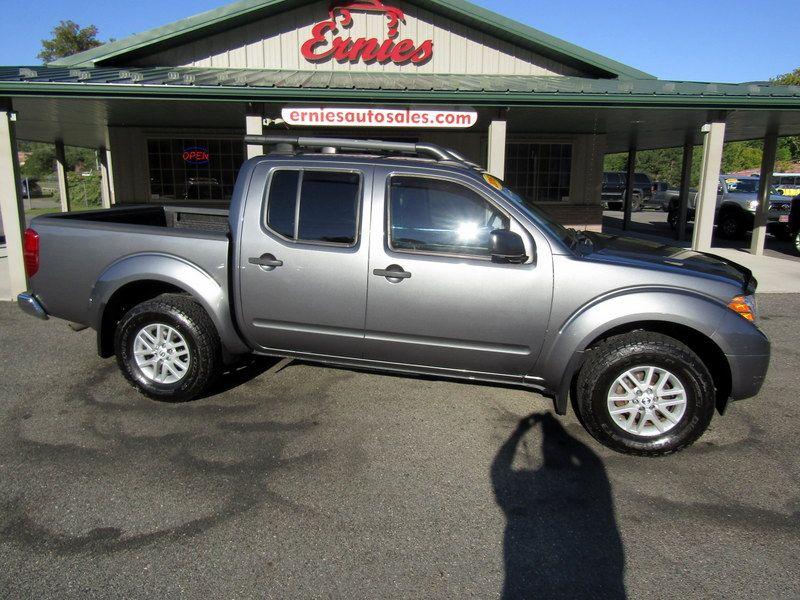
[17,136,769,456]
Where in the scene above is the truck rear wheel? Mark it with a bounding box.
[575,332,716,456]
[114,293,221,401]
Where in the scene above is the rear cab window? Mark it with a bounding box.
[264,169,362,246]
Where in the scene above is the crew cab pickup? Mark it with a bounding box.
[668,175,791,239]
[17,136,770,456]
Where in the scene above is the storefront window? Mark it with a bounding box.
[147,138,244,202]
[504,142,572,203]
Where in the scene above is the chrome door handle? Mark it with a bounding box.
[373,265,411,280]
[249,253,283,269]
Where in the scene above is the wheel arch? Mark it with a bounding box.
[566,321,731,416]
[90,253,249,359]
[540,290,733,416]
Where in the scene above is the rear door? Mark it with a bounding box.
[238,161,372,358]
[363,169,552,377]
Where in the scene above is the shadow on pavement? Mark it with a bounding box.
[201,356,283,398]
[492,413,625,600]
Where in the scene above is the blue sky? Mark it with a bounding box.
[1,0,797,82]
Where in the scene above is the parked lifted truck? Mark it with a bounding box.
[18,136,769,456]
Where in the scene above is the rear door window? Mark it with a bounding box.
[265,169,361,245]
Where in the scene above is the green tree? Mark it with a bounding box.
[773,68,800,163]
[20,146,55,178]
[774,67,800,86]
[38,20,102,63]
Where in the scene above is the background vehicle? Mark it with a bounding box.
[20,178,43,199]
[668,175,791,239]
[652,182,682,211]
[772,173,800,197]
[601,171,655,211]
[17,136,769,457]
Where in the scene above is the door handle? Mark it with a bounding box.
[373,265,411,280]
[249,253,283,269]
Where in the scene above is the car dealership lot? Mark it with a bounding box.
[0,298,798,599]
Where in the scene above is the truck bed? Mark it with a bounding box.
[51,204,230,234]
[28,204,232,326]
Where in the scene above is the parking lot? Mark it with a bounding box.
[0,297,798,599]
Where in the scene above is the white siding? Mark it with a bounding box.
[129,0,587,76]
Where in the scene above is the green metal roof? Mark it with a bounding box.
[49,0,653,79]
[2,66,800,110]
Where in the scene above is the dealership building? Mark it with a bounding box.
[2,0,800,296]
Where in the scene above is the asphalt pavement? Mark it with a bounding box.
[0,297,798,599]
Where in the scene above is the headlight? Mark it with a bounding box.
[728,294,757,322]
[748,200,759,211]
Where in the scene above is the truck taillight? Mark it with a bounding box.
[23,228,39,277]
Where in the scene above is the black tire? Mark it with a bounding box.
[667,209,678,230]
[114,293,221,401]
[794,231,800,255]
[575,332,716,457]
[717,211,745,239]
[631,193,644,212]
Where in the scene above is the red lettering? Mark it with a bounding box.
[300,3,433,66]
[390,39,415,63]
[410,40,434,65]
[301,22,337,61]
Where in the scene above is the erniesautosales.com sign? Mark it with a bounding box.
[281,107,478,129]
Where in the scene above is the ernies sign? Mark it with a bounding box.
[301,0,434,66]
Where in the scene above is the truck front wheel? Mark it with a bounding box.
[575,332,716,456]
[114,293,221,401]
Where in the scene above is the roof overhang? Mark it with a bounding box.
[2,67,800,110]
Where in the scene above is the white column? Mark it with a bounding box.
[487,120,507,179]
[246,113,264,160]
[99,147,114,208]
[55,140,71,212]
[0,109,28,297]
[749,131,778,255]
[692,121,726,251]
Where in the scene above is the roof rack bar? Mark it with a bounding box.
[244,135,455,162]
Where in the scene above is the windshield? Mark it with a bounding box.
[726,178,780,195]
[483,173,575,248]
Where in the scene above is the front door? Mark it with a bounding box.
[238,163,372,358]
[364,170,552,377]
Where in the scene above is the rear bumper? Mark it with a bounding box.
[17,292,49,320]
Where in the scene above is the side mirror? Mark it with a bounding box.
[490,229,528,264]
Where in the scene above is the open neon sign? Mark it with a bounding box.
[182,146,210,165]
[301,0,434,66]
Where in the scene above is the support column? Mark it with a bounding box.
[623,146,636,231]
[55,140,71,212]
[692,121,726,251]
[98,147,114,208]
[487,120,507,179]
[246,105,265,160]
[749,130,779,255]
[0,107,28,297]
[676,138,694,242]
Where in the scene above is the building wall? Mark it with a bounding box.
[129,0,588,76]
[109,124,605,232]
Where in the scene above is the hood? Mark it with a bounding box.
[581,232,753,292]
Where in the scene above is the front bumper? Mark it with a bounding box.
[726,352,770,400]
[17,292,49,320]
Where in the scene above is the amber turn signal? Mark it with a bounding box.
[728,295,755,321]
